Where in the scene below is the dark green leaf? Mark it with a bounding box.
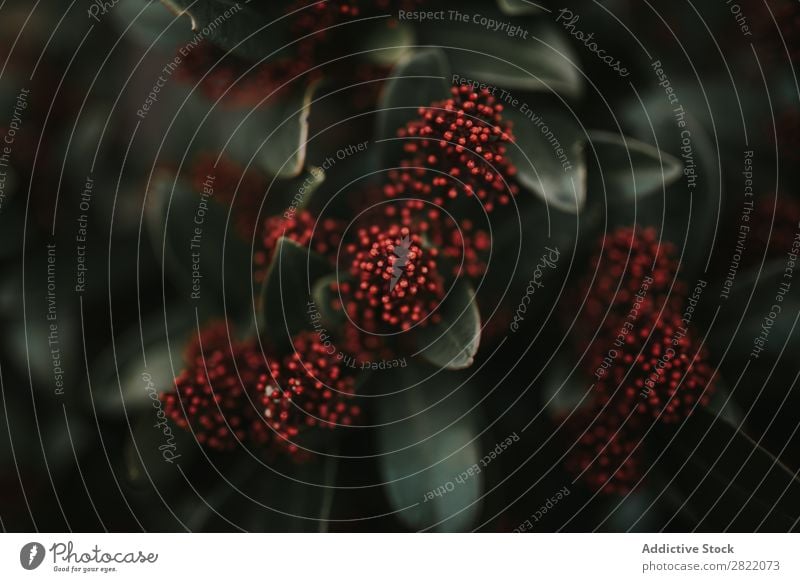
[506,102,586,213]
[619,89,720,278]
[376,365,483,532]
[258,237,332,344]
[418,14,581,97]
[412,278,481,370]
[158,0,287,61]
[656,408,800,531]
[311,274,348,328]
[377,48,450,147]
[223,79,319,179]
[89,309,197,417]
[145,172,252,312]
[262,166,325,219]
[586,130,683,200]
[497,0,545,15]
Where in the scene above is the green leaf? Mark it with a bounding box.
[497,0,545,15]
[377,48,451,146]
[258,237,332,344]
[586,130,683,200]
[712,261,800,361]
[262,166,325,218]
[656,408,800,530]
[361,21,415,66]
[158,0,288,61]
[115,0,194,52]
[0,203,22,261]
[412,278,481,370]
[145,172,252,312]
[122,413,198,495]
[505,102,586,213]
[222,79,319,179]
[376,365,483,532]
[89,309,197,417]
[311,273,348,328]
[418,14,581,98]
[619,89,720,278]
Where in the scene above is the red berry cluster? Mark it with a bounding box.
[385,201,491,278]
[161,323,358,454]
[586,307,715,424]
[260,332,360,455]
[161,322,273,451]
[565,227,716,493]
[564,407,643,496]
[387,85,519,212]
[580,227,682,328]
[338,224,446,332]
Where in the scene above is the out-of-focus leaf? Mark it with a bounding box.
[158,0,287,61]
[89,309,197,417]
[145,172,252,312]
[586,130,683,200]
[656,408,800,531]
[619,89,720,278]
[506,102,586,213]
[419,13,581,98]
[223,79,319,179]
[361,21,415,66]
[377,48,450,147]
[497,0,545,15]
[376,365,483,532]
